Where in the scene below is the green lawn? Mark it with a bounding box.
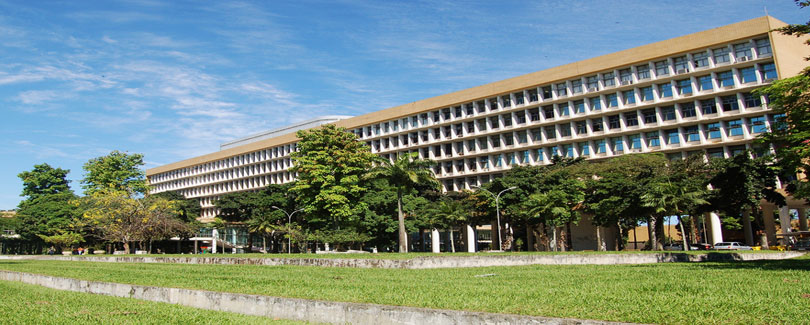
[0,280,303,324]
[1,255,808,324]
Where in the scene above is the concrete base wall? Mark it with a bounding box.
[0,270,625,325]
[2,252,803,269]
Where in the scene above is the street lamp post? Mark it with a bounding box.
[472,186,517,251]
[272,206,304,254]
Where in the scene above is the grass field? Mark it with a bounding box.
[1,255,808,324]
[0,280,302,324]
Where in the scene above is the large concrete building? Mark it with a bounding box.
[147,16,809,249]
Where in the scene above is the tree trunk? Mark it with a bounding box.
[419,228,425,252]
[677,215,689,251]
[655,215,665,250]
[596,225,603,251]
[123,241,130,254]
[552,227,558,252]
[648,217,657,251]
[449,228,455,253]
[526,222,534,251]
[397,189,407,253]
[690,215,699,244]
[262,235,267,253]
[247,230,254,253]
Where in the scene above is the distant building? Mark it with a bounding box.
[148,17,809,250]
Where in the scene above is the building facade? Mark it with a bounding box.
[147,17,808,246]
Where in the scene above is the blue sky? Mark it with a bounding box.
[1,0,806,209]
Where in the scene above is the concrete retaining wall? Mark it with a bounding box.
[2,252,803,269]
[0,270,626,325]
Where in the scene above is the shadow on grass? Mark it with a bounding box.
[692,254,810,272]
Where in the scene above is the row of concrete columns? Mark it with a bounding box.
[428,225,477,253]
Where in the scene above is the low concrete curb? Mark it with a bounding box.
[0,270,630,325]
[1,251,803,269]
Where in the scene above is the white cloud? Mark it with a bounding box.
[16,90,61,104]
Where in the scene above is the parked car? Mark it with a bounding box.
[690,243,712,250]
[663,244,684,251]
[714,242,753,250]
[790,239,810,251]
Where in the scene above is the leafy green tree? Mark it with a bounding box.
[366,152,438,252]
[39,232,83,252]
[151,191,201,223]
[425,196,469,253]
[15,164,79,244]
[525,168,586,251]
[82,151,147,195]
[290,125,378,231]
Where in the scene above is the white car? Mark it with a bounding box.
[713,242,753,250]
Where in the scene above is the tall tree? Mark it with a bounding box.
[425,196,469,253]
[525,168,586,251]
[15,164,78,243]
[366,152,438,253]
[82,150,147,195]
[290,125,378,231]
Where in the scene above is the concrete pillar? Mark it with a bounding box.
[431,228,440,253]
[705,212,723,245]
[799,208,808,232]
[466,225,476,253]
[212,228,218,254]
[779,206,791,245]
[232,228,237,254]
[762,205,777,245]
[742,210,754,246]
[194,240,198,254]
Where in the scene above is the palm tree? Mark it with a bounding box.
[247,213,279,253]
[366,152,438,253]
[426,198,468,253]
[641,180,708,251]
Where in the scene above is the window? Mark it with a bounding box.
[701,99,717,115]
[559,123,572,137]
[535,149,544,162]
[655,60,669,76]
[478,137,488,149]
[543,105,555,119]
[739,67,757,83]
[465,103,474,115]
[502,114,512,127]
[659,83,673,98]
[661,106,676,121]
[466,121,475,133]
[637,64,651,80]
[563,144,574,157]
[606,93,619,107]
[698,75,713,91]
[717,71,734,87]
[680,102,696,118]
[608,115,621,129]
[571,80,583,93]
[589,97,602,111]
[611,137,624,153]
[666,129,680,144]
[454,106,462,118]
[494,154,503,167]
[721,95,739,111]
[755,38,772,56]
[556,83,567,97]
[513,92,524,105]
[625,111,638,126]
[749,116,767,133]
[517,130,528,144]
[549,146,560,157]
[729,145,747,157]
[727,119,743,136]
[574,100,585,114]
[541,86,552,100]
[713,47,730,64]
[489,116,500,129]
[489,98,499,111]
[620,68,633,83]
[528,89,539,102]
[676,79,692,95]
[586,76,599,90]
[760,63,777,80]
[467,139,476,152]
[629,134,642,149]
[491,135,501,148]
[515,111,526,124]
[642,109,657,124]
[544,126,557,139]
[529,108,540,121]
[592,118,604,132]
[520,150,530,164]
[477,118,487,131]
[734,43,752,60]
[673,56,688,72]
[684,126,700,142]
[640,86,654,101]
[531,128,542,141]
[743,92,761,108]
[503,133,514,146]
[705,122,721,139]
[707,148,724,159]
[558,103,570,116]
[579,142,590,156]
[603,72,615,87]
[596,139,607,153]
[576,121,587,134]
[480,156,490,168]
[476,100,486,113]
[623,90,636,105]
[646,131,660,147]
[693,51,709,68]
